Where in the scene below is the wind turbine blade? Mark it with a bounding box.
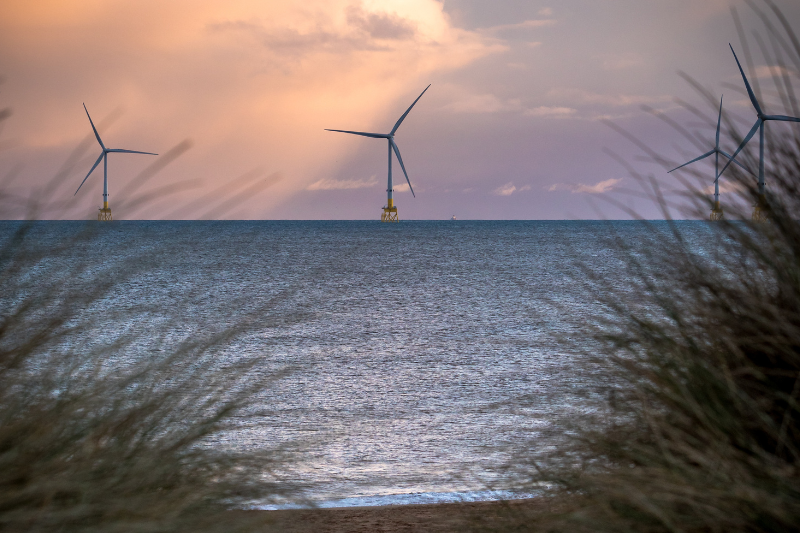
[763,114,800,122]
[107,149,158,155]
[716,95,723,148]
[719,149,756,176]
[75,152,104,195]
[390,139,414,197]
[719,118,761,176]
[730,44,763,116]
[667,150,716,173]
[83,103,105,150]
[390,84,431,135]
[324,129,389,139]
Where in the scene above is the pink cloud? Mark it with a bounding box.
[548,178,621,194]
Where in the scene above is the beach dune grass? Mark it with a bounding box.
[498,5,800,532]
[0,221,298,532]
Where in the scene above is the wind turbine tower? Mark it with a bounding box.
[326,85,430,222]
[720,45,800,221]
[75,104,157,221]
[668,95,752,220]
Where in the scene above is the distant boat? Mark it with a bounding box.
[451,215,456,221]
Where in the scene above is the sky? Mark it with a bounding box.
[1,0,799,220]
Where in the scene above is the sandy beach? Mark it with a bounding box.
[259,498,548,533]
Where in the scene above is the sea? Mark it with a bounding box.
[2,220,713,508]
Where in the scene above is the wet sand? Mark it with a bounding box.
[258,498,548,533]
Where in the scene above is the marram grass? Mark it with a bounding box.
[0,222,301,532]
[498,4,800,532]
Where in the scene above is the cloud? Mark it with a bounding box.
[548,88,671,107]
[574,178,621,193]
[548,178,621,194]
[209,11,416,59]
[494,182,517,196]
[0,0,504,218]
[207,1,505,68]
[601,53,643,71]
[590,112,637,121]
[208,21,375,56]
[524,106,576,117]
[538,7,553,16]
[702,180,745,195]
[486,19,556,32]
[755,65,797,79]
[444,94,522,114]
[493,182,530,196]
[306,176,378,190]
[393,182,412,192]
[444,93,576,118]
[346,5,416,40]
[211,5,420,56]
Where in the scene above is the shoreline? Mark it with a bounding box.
[246,498,550,533]
[257,489,539,510]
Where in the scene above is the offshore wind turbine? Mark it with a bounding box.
[719,44,800,221]
[326,85,430,222]
[75,104,157,221]
[668,95,752,221]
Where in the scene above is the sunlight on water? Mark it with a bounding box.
[5,220,713,505]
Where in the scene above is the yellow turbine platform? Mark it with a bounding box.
[751,195,767,223]
[381,198,398,222]
[710,200,723,221]
[98,202,112,221]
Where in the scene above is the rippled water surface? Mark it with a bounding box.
[6,220,711,505]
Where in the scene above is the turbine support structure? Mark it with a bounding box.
[752,122,767,222]
[98,206,112,221]
[711,175,723,221]
[752,194,768,223]
[382,140,398,222]
[711,201,723,221]
[99,154,112,221]
[382,198,398,222]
